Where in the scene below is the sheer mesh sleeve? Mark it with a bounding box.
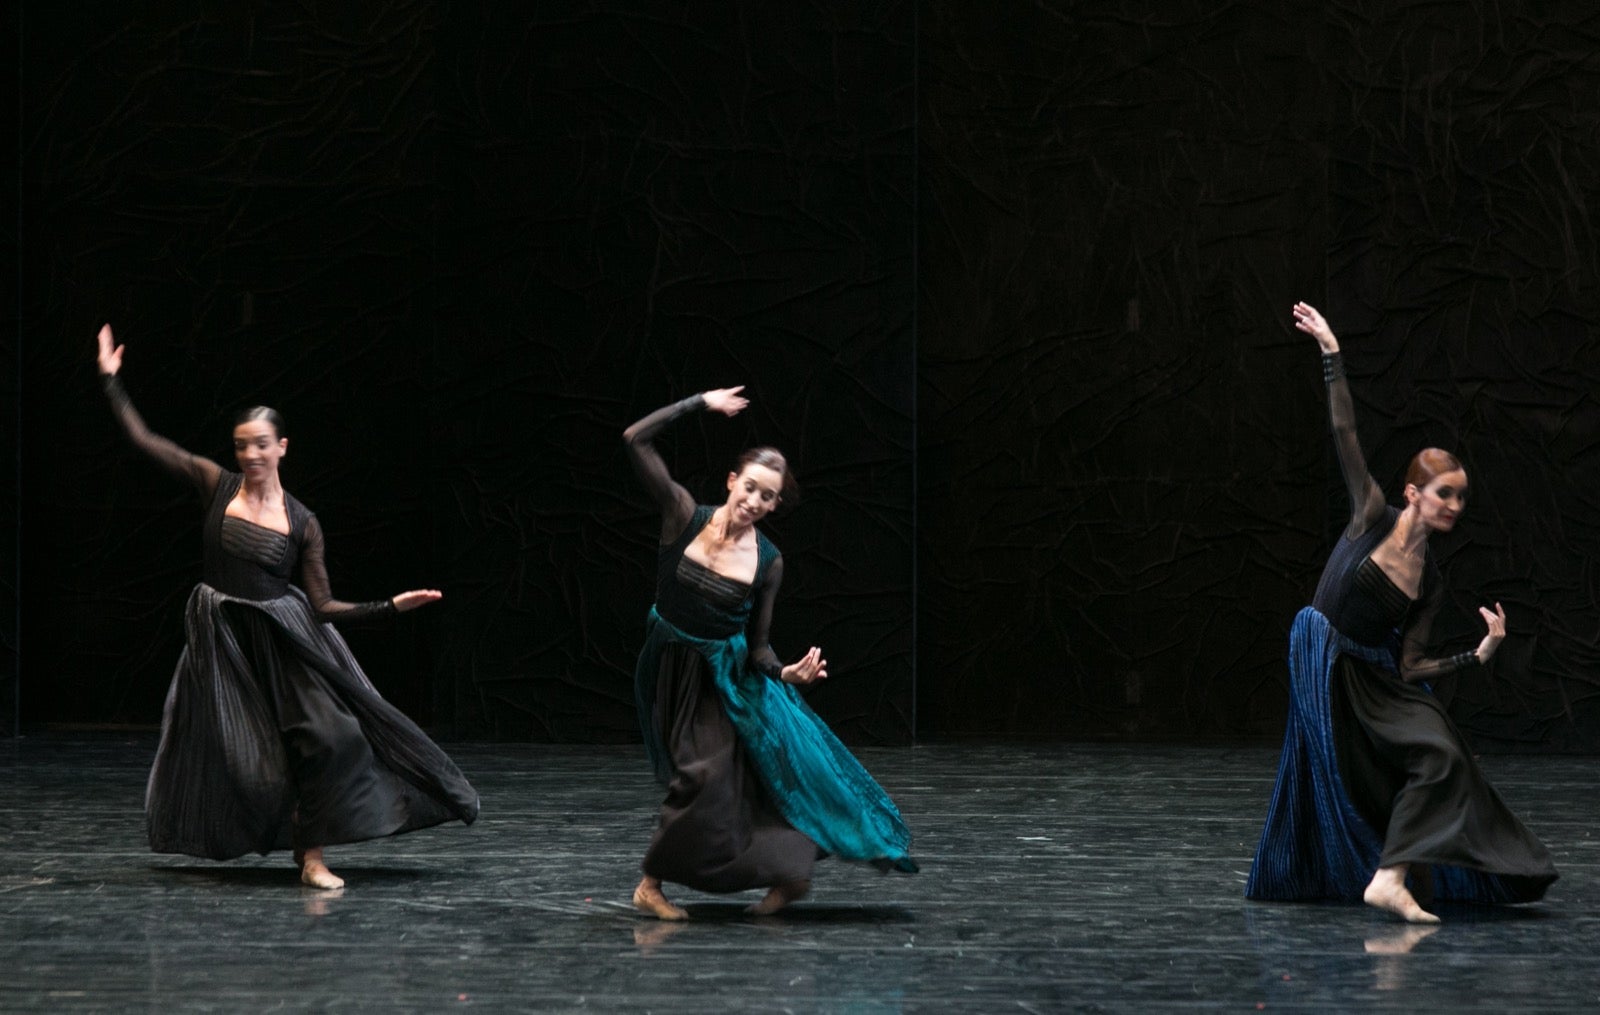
[747,554,786,680]
[103,374,221,500]
[1323,354,1388,538]
[1399,576,1481,683]
[299,514,398,623]
[623,394,702,543]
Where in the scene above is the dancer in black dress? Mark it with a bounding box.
[97,324,478,889]
[1246,303,1556,922]
[624,386,915,920]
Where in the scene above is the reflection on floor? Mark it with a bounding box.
[1,737,1594,1012]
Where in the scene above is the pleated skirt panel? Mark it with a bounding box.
[1247,607,1555,905]
[145,584,479,860]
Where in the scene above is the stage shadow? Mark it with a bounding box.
[629,904,916,954]
[153,864,431,887]
[677,902,915,924]
[1427,901,1557,924]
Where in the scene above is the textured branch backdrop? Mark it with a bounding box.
[427,3,915,741]
[16,0,915,744]
[1324,3,1600,750]
[1,2,17,738]
[918,0,1600,748]
[12,1,1598,750]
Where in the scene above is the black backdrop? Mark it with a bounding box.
[9,2,1598,750]
[1,2,17,741]
[13,1,916,744]
[917,1,1600,748]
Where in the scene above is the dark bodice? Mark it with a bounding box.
[201,472,311,600]
[103,377,391,621]
[655,506,778,640]
[1292,353,1474,681]
[1311,506,1439,648]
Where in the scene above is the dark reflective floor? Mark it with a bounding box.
[1,737,1594,1012]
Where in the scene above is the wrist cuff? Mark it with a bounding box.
[1321,352,1344,383]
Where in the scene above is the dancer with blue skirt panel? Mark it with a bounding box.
[624,385,917,920]
[1247,303,1556,922]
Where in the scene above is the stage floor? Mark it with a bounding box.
[1,737,1594,1012]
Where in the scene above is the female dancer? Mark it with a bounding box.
[623,386,916,919]
[97,324,478,889]
[1247,303,1556,922]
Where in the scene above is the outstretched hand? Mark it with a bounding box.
[392,589,443,613]
[703,386,749,417]
[1292,302,1339,354]
[1474,602,1507,664]
[780,646,828,686]
[96,324,125,376]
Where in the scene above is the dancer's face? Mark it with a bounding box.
[724,463,783,525]
[1407,469,1468,532]
[233,420,287,481]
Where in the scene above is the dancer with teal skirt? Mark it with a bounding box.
[623,385,917,919]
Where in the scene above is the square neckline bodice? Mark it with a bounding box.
[672,513,756,613]
[1360,553,1418,602]
[1312,507,1438,647]
[201,472,306,598]
[674,510,757,585]
[653,505,777,639]
[219,513,292,569]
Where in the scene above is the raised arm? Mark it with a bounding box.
[623,386,748,542]
[298,514,441,623]
[97,324,221,500]
[747,555,828,686]
[1399,579,1507,683]
[1294,303,1386,537]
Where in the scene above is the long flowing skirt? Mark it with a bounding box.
[633,608,917,887]
[643,641,818,891]
[1246,607,1555,904]
[145,584,479,860]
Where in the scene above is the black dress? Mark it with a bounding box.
[624,395,916,893]
[1246,353,1555,904]
[105,377,479,860]
[643,532,818,891]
